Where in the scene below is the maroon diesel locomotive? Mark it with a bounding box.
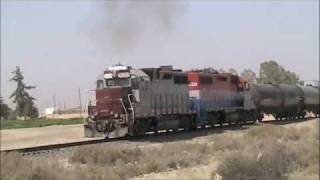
[84,65,319,138]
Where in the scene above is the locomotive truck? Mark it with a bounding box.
[84,65,319,138]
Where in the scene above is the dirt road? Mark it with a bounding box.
[0,124,99,151]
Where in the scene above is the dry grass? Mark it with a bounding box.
[0,152,75,180]
[212,120,319,180]
[69,142,211,179]
[215,141,297,180]
[1,120,318,180]
[0,142,212,180]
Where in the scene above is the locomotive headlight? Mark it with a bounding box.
[104,73,113,79]
[114,113,119,118]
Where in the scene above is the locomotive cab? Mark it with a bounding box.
[85,65,147,138]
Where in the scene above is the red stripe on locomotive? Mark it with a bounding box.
[95,88,123,118]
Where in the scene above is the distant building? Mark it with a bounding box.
[43,106,87,119]
[303,80,319,87]
[45,107,55,116]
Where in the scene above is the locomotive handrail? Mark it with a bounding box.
[128,94,135,125]
[119,98,128,124]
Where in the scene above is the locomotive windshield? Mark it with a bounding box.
[95,66,149,90]
[105,78,130,87]
[100,69,131,87]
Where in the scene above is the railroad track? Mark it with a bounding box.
[260,116,316,125]
[1,117,316,156]
[1,137,128,156]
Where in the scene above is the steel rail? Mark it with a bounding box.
[1,137,128,155]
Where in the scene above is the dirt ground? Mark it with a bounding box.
[0,115,315,151]
[0,124,100,151]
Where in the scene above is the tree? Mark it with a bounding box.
[241,69,256,83]
[257,61,299,84]
[0,97,11,120]
[10,66,38,119]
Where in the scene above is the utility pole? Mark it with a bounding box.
[53,95,56,119]
[78,88,83,121]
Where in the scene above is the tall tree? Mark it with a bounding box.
[257,61,299,84]
[10,66,38,119]
[0,97,11,120]
[241,69,256,83]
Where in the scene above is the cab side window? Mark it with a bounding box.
[131,78,139,89]
[97,80,104,89]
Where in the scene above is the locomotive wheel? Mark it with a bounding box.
[290,114,294,120]
[189,116,197,130]
[151,118,159,134]
[133,120,148,136]
[218,111,225,126]
[180,116,192,131]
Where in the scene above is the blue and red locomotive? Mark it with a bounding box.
[84,65,319,138]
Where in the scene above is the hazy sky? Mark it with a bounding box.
[1,1,319,113]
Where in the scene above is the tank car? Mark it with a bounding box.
[250,83,319,120]
[250,83,283,119]
[298,85,319,116]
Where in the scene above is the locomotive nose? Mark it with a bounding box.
[95,88,126,118]
[85,87,131,138]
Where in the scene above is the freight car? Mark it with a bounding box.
[298,85,319,116]
[250,84,319,120]
[84,65,319,138]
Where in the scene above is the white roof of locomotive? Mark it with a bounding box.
[108,65,128,71]
[130,69,150,81]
